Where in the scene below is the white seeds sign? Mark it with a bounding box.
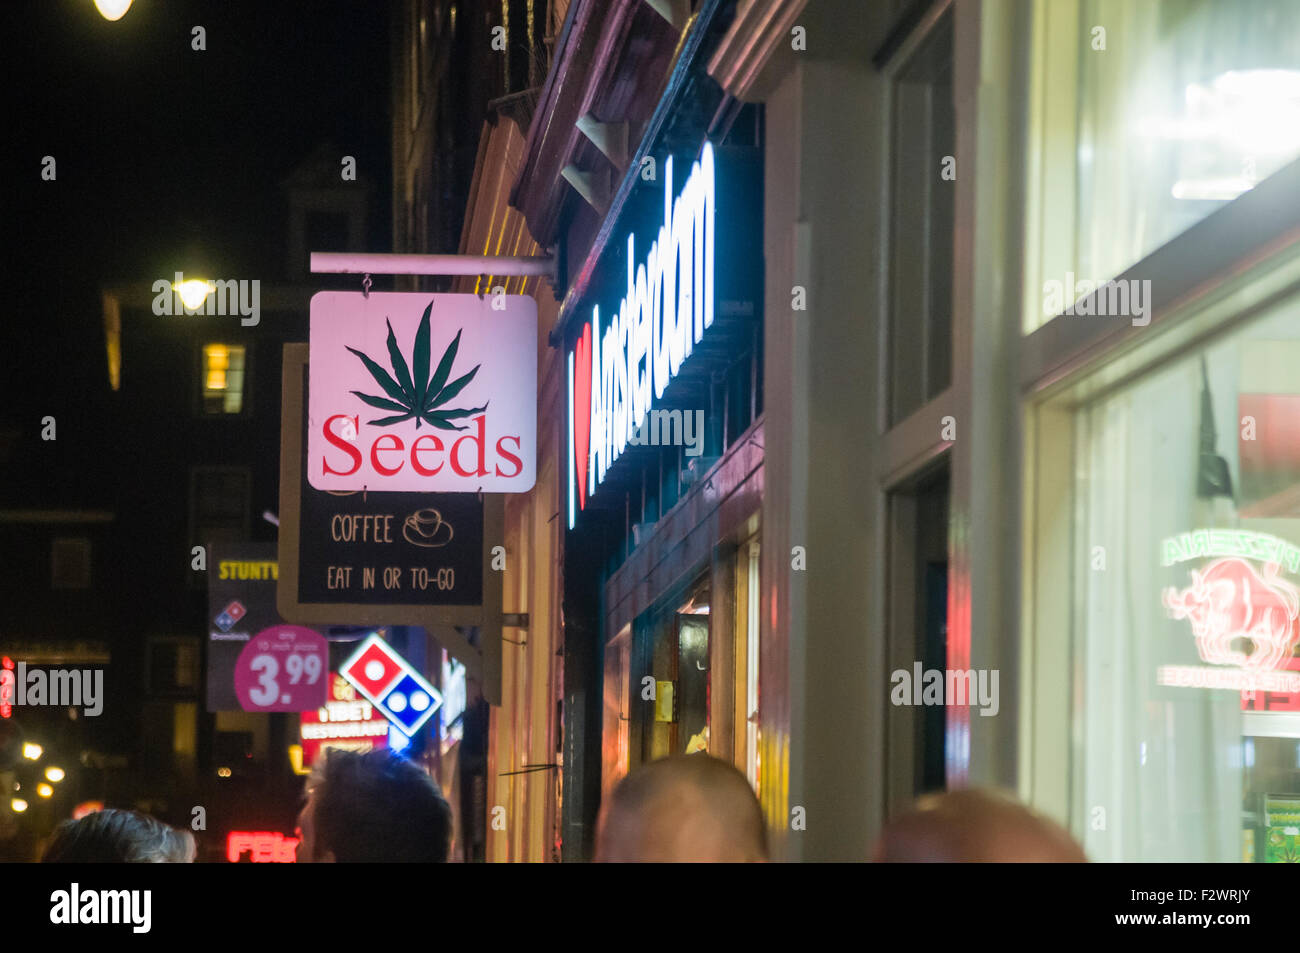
[308,292,537,493]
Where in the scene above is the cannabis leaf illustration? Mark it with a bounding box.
[347,301,486,431]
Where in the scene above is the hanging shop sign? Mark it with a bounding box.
[207,543,324,713]
[565,141,762,527]
[298,672,392,767]
[233,624,327,713]
[309,292,536,493]
[340,634,443,739]
[1158,529,1300,694]
[279,343,502,706]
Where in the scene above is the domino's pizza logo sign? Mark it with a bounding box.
[339,634,443,737]
[215,600,247,633]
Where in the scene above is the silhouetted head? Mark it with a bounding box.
[595,754,767,862]
[297,748,452,863]
[873,788,1087,862]
[42,808,195,863]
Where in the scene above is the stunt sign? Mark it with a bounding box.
[234,625,327,712]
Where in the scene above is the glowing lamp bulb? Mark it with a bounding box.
[11,798,27,813]
[94,0,133,21]
[22,743,42,760]
[45,766,65,783]
[37,784,53,798]
[173,279,214,311]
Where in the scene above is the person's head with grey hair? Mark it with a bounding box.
[41,808,196,863]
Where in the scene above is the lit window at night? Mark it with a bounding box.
[202,344,245,414]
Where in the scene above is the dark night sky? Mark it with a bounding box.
[2,0,392,504]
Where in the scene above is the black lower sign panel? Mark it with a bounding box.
[295,363,484,607]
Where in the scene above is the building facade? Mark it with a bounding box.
[511,0,1300,863]
[390,0,1300,862]
[729,0,1300,861]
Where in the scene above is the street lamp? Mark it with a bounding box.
[93,0,133,21]
[22,743,41,761]
[45,766,64,783]
[37,784,53,798]
[11,798,27,813]
[173,279,215,311]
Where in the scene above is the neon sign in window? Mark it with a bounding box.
[227,831,298,863]
[1159,530,1300,693]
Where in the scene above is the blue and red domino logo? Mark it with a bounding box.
[215,600,247,633]
[339,634,443,737]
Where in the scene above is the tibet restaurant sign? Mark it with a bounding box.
[568,141,719,528]
[310,292,536,493]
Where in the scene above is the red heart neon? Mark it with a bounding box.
[573,322,592,511]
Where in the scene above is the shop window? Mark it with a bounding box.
[1067,290,1300,860]
[634,577,712,763]
[1024,0,1300,332]
[601,627,631,802]
[886,6,954,425]
[200,344,246,415]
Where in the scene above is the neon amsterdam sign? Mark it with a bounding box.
[568,141,716,527]
[1159,529,1300,692]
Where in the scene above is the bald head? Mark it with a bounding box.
[873,789,1087,862]
[595,755,767,862]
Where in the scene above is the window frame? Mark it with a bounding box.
[1020,156,1300,833]
[879,0,957,432]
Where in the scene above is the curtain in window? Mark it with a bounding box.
[1078,0,1300,285]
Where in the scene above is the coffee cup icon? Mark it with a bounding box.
[404,508,454,547]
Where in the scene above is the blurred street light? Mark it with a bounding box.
[45,766,64,783]
[22,743,41,761]
[11,798,27,813]
[173,279,215,311]
[93,0,133,21]
[37,784,53,798]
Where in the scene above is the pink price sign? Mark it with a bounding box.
[234,625,328,713]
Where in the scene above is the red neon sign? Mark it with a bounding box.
[1242,658,1300,712]
[227,831,299,863]
[1163,557,1300,672]
[0,657,13,719]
